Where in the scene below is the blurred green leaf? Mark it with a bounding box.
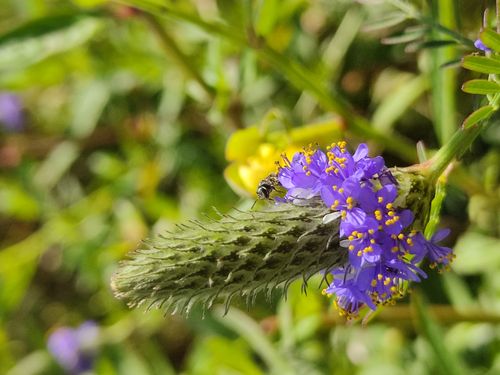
[255,0,280,36]
[412,292,466,375]
[462,79,500,95]
[322,7,364,81]
[0,182,40,221]
[0,14,103,71]
[33,141,80,190]
[381,30,425,45]
[430,0,458,145]
[362,12,407,32]
[372,74,428,132]
[191,336,264,375]
[216,0,247,30]
[480,28,500,52]
[70,80,111,138]
[462,105,494,129]
[453,231,500,274]
[419,40,457,49]
[441,273,476,312]
[215,308,295,375]
[462,55,500,74]
[6,350,51,375]
[72,0,108,8]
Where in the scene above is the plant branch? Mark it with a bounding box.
[428,120,487,183]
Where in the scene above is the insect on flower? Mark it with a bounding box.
[256,173,282,200]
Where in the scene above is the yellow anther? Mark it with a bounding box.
[377,274,383,280]
[357,250,362,257]
[398,233,404,240]
[368,229,375,234]
[371,280,377,287]
[378,196,384,203]
[370,239,376,244]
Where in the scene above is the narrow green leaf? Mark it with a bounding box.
[412,292,466,375]
[462,105,495,129]
[0,14,102,70]
[215,308,293,374]
[255,0,280,36]
[362,12,407,32]
[480,28,500,52]
[462,79,500,94]
[70,80,110,138]
[419,40,457,49]
[462,55,500,74]
[372,74,429,132]
[381,30,424,45]
[439,59,462,69]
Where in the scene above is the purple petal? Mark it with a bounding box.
[353,143,368,161]
[432,228,450,243]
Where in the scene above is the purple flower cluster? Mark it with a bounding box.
[47,321,99,374]
[278,142,454,318]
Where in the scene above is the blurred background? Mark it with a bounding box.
[1,0,499,374]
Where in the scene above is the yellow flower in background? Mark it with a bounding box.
[224,115,344,197]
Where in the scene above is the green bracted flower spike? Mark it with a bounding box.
[111,202,344,315]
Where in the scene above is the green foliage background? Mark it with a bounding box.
[0,0,499,374]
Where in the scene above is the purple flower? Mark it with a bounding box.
[423,229,454,269]
[277,141,453,318]
[47,321,99,374]
[0,93,24,132]
[278,149,328,201]
[474,39,492,52]
[324,268,376,317]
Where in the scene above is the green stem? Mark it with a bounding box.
[497,0,500,33]
[428,122,484,183]
[430,0,458,144]
[119,0,417,162]
[424,175,447,238]
[141,12,215,98]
